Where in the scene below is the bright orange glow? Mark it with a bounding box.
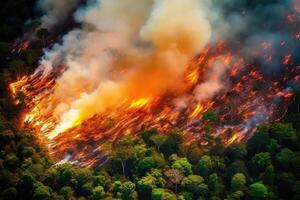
[186,69,200,84]
[190,104,204,118]
[9,43,297,167]
[129,98,151,109]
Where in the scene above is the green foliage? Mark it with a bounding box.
[138,175,156,196]
[270,123,298,147]
[247,125,270,155]
[33,183,51,200]
[172,157,193,176]
[226,142,247,161]
[182,175,208,196]
[93,174,110,188]
[152,188,164,200]
[203,110,218,122]
[248,182,268,199]
[160,129,182,157]
[250,152,271,174]
[112,181,135,200]
[112,137,135,176]
[231,173,246,192]
[179,192,194,200]
[138,156,157,175]
[1,186,17,200]
[141,128,158,145]
[60,186,74,199]
[275,148,295,167]
[262,165,275,186]
[0,69,299,200]
[197,155,213,177]
[150,134,168,152]
[208,173,222,196]
[4,153,19,169]
[92,186,105,199]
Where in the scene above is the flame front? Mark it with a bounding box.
[10,44,298,167]
[9,1,300,167]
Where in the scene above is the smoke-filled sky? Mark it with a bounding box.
[34,0,298,138]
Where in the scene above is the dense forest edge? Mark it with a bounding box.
[1,1,300,200]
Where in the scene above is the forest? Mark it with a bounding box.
[0,0,300,200]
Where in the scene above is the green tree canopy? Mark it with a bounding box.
[182,175,208,196]
[249,182,268,199]
[231,173,246,192]
[276,148,295,167]
[172,157,193,176]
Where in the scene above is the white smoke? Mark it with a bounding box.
[194,61,227,102]
[36,0,214,138]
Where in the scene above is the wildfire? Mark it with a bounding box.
[130,98,151,109]
[9,42,298,167]
[190,104,204,118]
[8,1,300,167]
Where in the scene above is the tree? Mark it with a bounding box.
[250,152,271,174]
[248,182,268,199]
[152,188,176,200]
[141,128,158,146]
[112,137,135,177]
[59,186,74,200]
[21,146,36,157]
[1,187,17,200]
[266,139,280,153]
[138,175,156,197]
[203,110,218,122]
[179,192,194,200]
[164,169,184,193]
[81,182,93,196]
[208,173,222,196]
[225,142,247,161]
[4,153,19,170]
[150,134,168,152]
[277,172,295,199]
[75,168,93,191]
[270,123,298,147]
[91,186,105,200]
[276,148,295,167]
[32,183,51,200]
[172,157,193,176]
[152,188,164,200]
[92,173,111,188]
[182,175,208,196]
[160,128,182,157]
[138,157,156,175]
[262,165,275,186]
[231,173,246,192]
[113,181,135,200]
[56,164,76,186]
[197,155,213,178]
[246,125,270,155]
[226,190,245,200]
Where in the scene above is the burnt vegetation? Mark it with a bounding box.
[0,0,300,200]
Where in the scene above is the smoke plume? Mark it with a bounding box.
[194,61,227,102]
[37,0,80,29]
[39,0,212,138]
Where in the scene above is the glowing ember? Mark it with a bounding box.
[130,98,151,109]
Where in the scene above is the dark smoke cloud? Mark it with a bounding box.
[208,0,299,75]
[37,0,80,30]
